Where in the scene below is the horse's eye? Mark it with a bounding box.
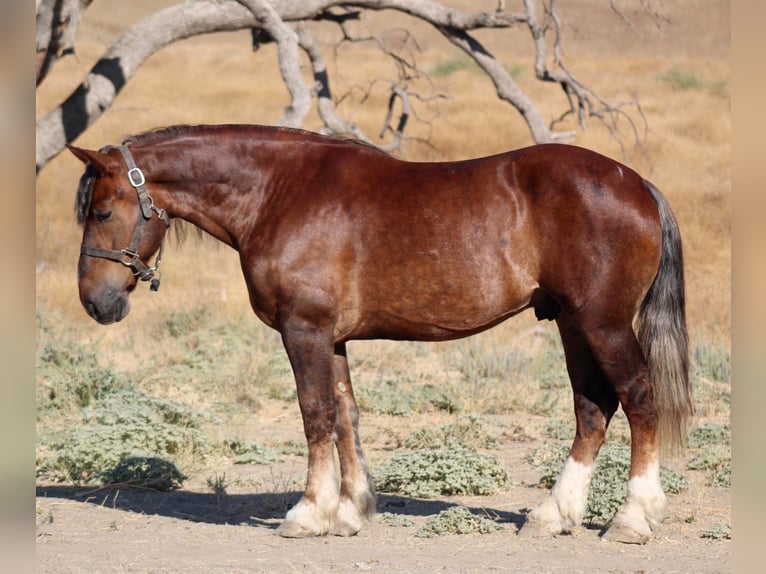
[95,210,113,222]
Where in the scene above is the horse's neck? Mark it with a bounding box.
[143,139,274,248]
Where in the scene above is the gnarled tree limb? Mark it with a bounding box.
[35,0,649,172]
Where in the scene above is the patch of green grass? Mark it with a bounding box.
[659,67,728,93]
[374,446,509,498]
[430,55,477,77]
[442,328,568,415]
[453,338,531,385]
[430,55,524,80]
[686,422,731,487]
[415,506,502,537]
[543,419,573,441]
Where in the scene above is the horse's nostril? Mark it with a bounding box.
[84,300,98,319]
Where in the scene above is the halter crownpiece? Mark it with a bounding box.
[79,143,171,291]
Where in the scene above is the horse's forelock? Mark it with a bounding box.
[74,145,119,225]
[75,163,98,226]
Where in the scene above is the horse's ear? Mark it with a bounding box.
[66,144,117,173]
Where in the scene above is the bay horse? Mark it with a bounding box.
[69,124,692,543]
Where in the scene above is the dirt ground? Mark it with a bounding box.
[35,1,731,572]
[35,409,732,574]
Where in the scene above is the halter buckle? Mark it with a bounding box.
[127,167,145,187]
[119,248,141,268]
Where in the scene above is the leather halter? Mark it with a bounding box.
[80,144,171,292]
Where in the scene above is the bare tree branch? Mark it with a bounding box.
[438,23,575,144]
[236,0,312,127]
[525,0,648,157]
[37,0,523,171]
[35,0,652,172]
[36,0,93,85]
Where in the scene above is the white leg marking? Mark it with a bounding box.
[279,456,340,537]
[332,434,376,536]
[525,456,594,534]
[611,460,666,535]
[552,456,594,527]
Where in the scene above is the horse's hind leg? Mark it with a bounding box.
[330,343,376,536]
[521,313,618,536]
[583,322,666,544]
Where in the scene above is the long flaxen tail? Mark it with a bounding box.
[637,181,693,455]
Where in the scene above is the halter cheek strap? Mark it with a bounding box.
[80,144,171,291]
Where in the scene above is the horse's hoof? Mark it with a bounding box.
[517,520,558,538]
[601,522,650,545]
[330,521,361,537]
[276,521,323,538]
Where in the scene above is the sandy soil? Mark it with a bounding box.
[36,406,731,574]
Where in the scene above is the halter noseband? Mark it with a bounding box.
[80,144,171,292]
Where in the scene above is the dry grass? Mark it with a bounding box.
[36,1,730,381]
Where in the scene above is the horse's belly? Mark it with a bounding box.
[341,263,537,341]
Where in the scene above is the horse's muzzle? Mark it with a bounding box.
[81,289,131,325]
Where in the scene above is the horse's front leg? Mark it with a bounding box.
[277,317,339,538]
[331,343,376,536]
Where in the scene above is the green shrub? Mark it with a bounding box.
[687,446,731,488]
[701,524,731,540]
[38,341,130,411]
[38,389,209,485]
[374,446,509,498]
[688,423,730,448]
[100,456,186,491]
[41,421,207,485]
[415,506,502,537]
[378,512,415,527]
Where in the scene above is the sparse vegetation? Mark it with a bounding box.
[404,415,498,450]
[415,506,502,537]
[378,512,415,528]
[374,446,510,498]
[659,67,728,93]
[101,456,186,491]
[701,524,731,540]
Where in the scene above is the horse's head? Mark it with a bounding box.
[69,144,170,325]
